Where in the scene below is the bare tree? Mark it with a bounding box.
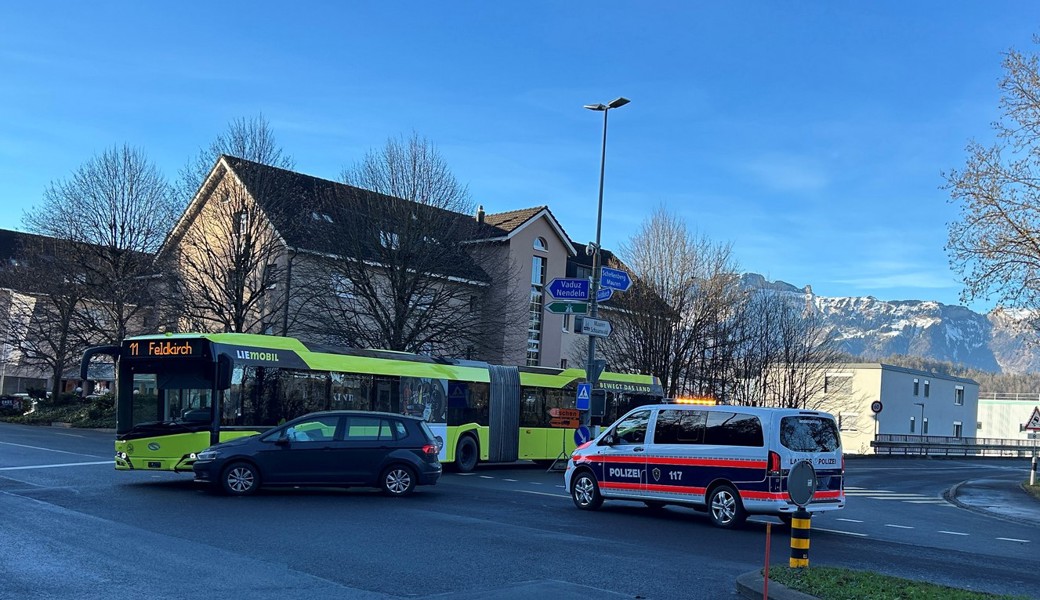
[300,133,515,357]
[169,117,297,333]
[174,176,287,333]
[177,114,294,206]
[0,236,98,399]
[23,145,177,344]
[604,206,743,398]
[946,37,1040,328]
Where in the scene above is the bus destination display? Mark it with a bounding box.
[125,340,203,358]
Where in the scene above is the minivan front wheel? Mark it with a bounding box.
[381,465,416,496]
[222,461,260,496]
[708,484,747,528]
[571,471,603,510]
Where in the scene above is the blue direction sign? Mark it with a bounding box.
[600,267,632,292]
[547,278,590,301]
[574,425,592,446]
[597,287,613,302]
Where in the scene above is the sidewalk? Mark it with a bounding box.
[736,476,1040,599]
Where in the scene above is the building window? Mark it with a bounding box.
[954,386,964,406]
[575,265,592,280]
[922,418,929,435]
[469,295,477,313]
[560,359,568,369]
[910,416,916,433]
[953,421,963,438]
[838,413,859,432]
[534,237,547,252]
[924,380,930,398]
[562,313,571,330]
[913,378,919,396]
[527,256,546,366]
[235,211,249,235]
[824,374,852,395]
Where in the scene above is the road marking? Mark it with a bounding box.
[517,489,568,499]
[52,432,86,438]
[885,524,914,529]
[456,473,476,476]
[503,478,518,482]
[0,441,102,458]
[996,538,1030,543]
[479,475,494,479]
[815,527,868,537]
[836,518,863,523]
[0,460,114,471]
[939,531,969,536]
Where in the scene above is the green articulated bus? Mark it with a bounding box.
[80,333,664,473]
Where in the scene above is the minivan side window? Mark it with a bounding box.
[653,409,706,444]
[703,412,764,447]
[780,416,840,452]
[611,409,651,444]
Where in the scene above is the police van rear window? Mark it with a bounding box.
[780,416,841,452]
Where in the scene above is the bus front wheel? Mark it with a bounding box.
[454,435,478,473]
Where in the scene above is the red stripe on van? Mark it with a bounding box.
[579,455,767,470]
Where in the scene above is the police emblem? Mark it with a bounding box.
[652,468,661,481]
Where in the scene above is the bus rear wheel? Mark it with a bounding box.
[454,435,478,473]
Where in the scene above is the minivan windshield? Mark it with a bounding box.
[780,416,841,452]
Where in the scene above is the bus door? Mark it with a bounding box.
[600,408,651,496]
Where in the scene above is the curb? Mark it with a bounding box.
[945,480,1040,527]
[735,571,819,600]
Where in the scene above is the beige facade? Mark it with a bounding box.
[808,364,979,455]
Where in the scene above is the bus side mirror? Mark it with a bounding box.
[217,355,233,390]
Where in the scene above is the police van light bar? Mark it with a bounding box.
[670,396,718,405]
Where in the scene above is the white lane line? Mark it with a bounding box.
[456,472,476,476]
[530,481,543,485]
[51,432,86,438]
[814,527,868,538]
[0,441,103,458]
[836,518,863,523]
[885,524,914,529]
[517,489,568,498]
[939,531,969,536]
[503,478,518,482]
[479,475,494,479]
[0,460,114,471]
[996,537,1030,543]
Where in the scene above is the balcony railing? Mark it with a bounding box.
[871,434,1040,457]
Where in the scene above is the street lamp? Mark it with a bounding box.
[583,97,629,427]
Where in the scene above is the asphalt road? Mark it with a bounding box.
[1,423,1038,599]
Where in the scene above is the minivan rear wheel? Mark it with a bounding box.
[571,471,603,510]
[708,484,747,529]
[381,465,416,496]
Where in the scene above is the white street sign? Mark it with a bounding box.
[580,317,612,338]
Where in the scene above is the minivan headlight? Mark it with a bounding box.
[197,450,220,461]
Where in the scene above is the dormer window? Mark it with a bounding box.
[380,230,400,249]
[533,237,547,252]
[311,212,333,223]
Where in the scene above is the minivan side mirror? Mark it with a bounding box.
[274,435,290,446]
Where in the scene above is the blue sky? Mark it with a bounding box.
[2,3,1038,312]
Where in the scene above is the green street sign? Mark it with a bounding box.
[545,301,588,314]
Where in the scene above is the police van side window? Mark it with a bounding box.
[612,409,651,444]
[653,409,706,444]
[703,412,764,447]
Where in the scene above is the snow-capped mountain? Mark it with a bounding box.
[741,274,1040,374]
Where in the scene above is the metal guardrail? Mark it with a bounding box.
[871,434,1040,457]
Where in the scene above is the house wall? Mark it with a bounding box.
[813,364,979,455]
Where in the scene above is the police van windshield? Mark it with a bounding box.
[780,416,841,452]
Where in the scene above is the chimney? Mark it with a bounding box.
[476,205,485,225]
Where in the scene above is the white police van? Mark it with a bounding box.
[564,403,845,528]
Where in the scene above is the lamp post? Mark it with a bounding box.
[914,402,925,456]
[582,96,629,427]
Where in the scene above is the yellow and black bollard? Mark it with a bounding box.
[789,508,811,568]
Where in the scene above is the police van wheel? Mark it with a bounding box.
[708,485,747,529]
[571,471,603,510]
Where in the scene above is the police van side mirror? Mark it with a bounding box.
[602,432,618,446]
